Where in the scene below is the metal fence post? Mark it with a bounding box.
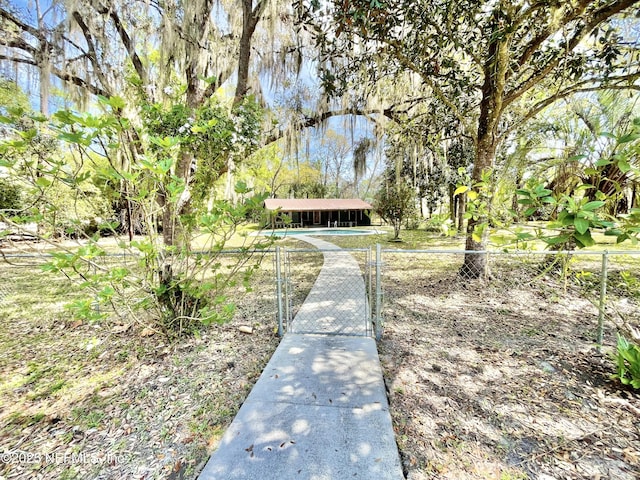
[284,247,291,328]
[368,246,373,337]
[275,246,284,337]
[375,243,383,341]
[596,250,609,351]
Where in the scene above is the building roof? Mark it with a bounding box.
[264,198,373,212]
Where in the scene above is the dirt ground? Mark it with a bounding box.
[1,238,639,479]
[0,258,283,479]
[379,256,640,480]
[0,237,322,480]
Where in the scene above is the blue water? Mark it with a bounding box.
[266,228,377,237]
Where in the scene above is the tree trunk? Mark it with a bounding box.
[460,136,497,278]
[460,20,506,278]
[234,0,261,105]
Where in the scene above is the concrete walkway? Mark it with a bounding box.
[198,236,403,480]
[290,236,370,336]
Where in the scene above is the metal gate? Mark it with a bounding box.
[274,246,382,338]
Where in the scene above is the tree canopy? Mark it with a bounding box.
[296,0,640,274]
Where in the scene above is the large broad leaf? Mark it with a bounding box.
[618,158,631,173]
[574,216,590,235]
[561,213,576,226]
[35,177,52,188]
[534,188,553,197]
[543,234,571,246]
[595,158,613,167]
[600,131,616,139]
[516,232,535,240]
[582,201,605,211]
[574,231,595,248]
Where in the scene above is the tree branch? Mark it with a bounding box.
[0,54,37,66]
[384,39,477,142]
[50,66,110,97]
[504,0,639,108]
[500,73,640,142]
[92,2,148,85]
[0,37,37,56]
[70,11,109,91]
[510,0,591,81]
[0,7,42,39]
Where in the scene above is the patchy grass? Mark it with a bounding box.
[0,243,304,479]
[1,227,638,479]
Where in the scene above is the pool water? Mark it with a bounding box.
[265,228,378,237]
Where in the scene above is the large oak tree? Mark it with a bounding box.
[298,0,640,276]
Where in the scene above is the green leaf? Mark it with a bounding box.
[577,210,596,221]
[574,217,589,235]
[535,188,553,197]
[19,129,37,141]
[616,233,630,243]
[149,136,180,149]
[599,131,616,139]
[618,159,631,173]
[98,95,126,110]
[198,74,218,85]
[595,158,613,167]
[574,231,595,248]
[618,132,640,143]
[561,213,575,226]
[35,177,52,188]
[582,201,605,211]
[515,232,535,240]
[234,180,250,194]
[543,234,571,246]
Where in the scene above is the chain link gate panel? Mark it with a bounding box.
[276,247,373,337]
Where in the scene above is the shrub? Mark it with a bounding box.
[0,178,23,211]
[612,334,640,389]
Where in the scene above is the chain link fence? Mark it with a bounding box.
[3,246,639,346]
[378,248,640,348]
[0,249,279,332]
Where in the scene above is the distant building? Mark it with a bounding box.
[263,198,372,228]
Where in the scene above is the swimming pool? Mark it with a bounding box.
[264,228,379,237]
